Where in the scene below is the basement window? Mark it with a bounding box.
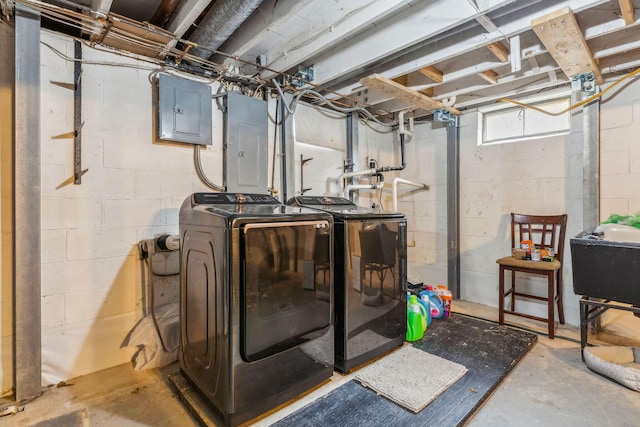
[478,94,571,145]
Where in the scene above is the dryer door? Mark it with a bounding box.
[240,220,332,362]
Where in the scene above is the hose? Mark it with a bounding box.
[193,145,225,192]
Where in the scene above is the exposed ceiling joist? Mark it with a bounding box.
[254,0,411,80]
[619,0,635,25]
[217,0,313,66]
[310,0,515,86]
[166,0,211,38]
[360,74,461,115]
[478,69,499,84]
[418,65,444,83]
[89,0,112,18]
[327,0,608,98]
[487,41,509,61]
[531,7,603,85]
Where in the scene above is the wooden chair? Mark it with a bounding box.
[497,213,567,339]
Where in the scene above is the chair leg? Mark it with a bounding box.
[499,265,505,325]
[510,270,515,311]
[556,270,565,324]
[548,272,555,339]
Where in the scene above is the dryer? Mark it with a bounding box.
[179,193,334,426]
[287,196,407,373]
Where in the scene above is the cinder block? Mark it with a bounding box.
[64,167,136,201]
[102,199,164,228]
[41,197,102,230]
[41,229,67,264]
[66,227,138,261]
[602,150,630,175]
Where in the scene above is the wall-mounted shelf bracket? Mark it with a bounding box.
[51,40,87,185]
[299,155,313,194]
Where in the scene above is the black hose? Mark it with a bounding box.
[376,133,406,172]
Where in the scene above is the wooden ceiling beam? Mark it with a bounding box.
[531,7,603,85]
[418,65,444,83]
[478,70,499,85]
[619,0,635,25]
[487,41,509,62]
[360,74,460,115]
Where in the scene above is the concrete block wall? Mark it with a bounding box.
[36,31,227,385]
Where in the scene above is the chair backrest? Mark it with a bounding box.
[359,228,397,266]
[510,213,568,263]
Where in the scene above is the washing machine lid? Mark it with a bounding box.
[287,196,404,219]
[189,192,332,220]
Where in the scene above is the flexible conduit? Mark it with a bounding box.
[194,144,225,192]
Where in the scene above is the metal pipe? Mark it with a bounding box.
[344,182,384,196]
[337,168,376,197]
[14,3,42,401]
[392,177,429,212]
[189,0,264,61]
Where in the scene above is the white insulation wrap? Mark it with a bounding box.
[294,103,347,150]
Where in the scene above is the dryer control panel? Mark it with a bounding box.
[290,196,356,207]
[193,193,281,205]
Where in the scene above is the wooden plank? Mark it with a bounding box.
[417,65,443,83]
[487,41,509,62]
[359,74,460,115]
[419,87,434,97]
[478,69,499,85]
[619,0,634,25]
[531,7,603,84]
[392,75,408,86]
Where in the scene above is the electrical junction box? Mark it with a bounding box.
[158,73,212,145]
[224,92,268,194]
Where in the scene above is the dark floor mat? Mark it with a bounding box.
[271,314,537,427]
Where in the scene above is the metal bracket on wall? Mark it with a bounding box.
[299,155,313,195]
[51,40,87,186]
[433,109,459,127]
[571,71,597,94]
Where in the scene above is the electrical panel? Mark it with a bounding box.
[158,73,212,145]
[224,92,268,194]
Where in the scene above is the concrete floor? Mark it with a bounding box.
[2,301,640,427]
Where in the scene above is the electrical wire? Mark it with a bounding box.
[499,66,640,116]
[271,78,396,128]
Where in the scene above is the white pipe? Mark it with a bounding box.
[392,177,430,212]
[337,168,377,197]
[344,182,384,196]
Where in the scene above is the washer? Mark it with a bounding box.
[179,193,334,426]
[287,196,407,373]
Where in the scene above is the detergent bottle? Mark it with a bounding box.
[420,286,444,319]
[435,284,453,319]
[417,292,433,327]
[406,295,427,342]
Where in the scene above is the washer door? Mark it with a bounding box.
[241,220,332,362]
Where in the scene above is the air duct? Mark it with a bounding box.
[189,0,264,60]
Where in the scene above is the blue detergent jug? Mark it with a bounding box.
[406,295,427,342]
[419,288,444,319]
[417,292,433,327]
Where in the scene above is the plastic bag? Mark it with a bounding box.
[123,303,179,371]
[602,213,640,229]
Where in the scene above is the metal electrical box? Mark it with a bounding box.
[158,73,212,145]
[224,92,268,194]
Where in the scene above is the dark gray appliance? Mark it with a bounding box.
[287,196,407,373]
[179,193,334,426]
